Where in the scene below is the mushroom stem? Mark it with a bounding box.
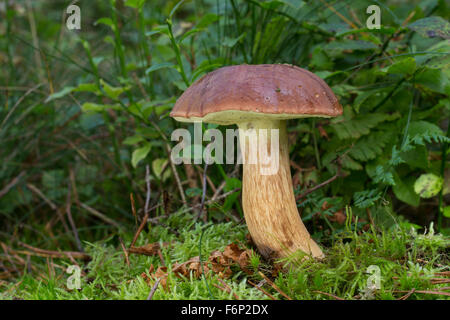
[238,119,324,260]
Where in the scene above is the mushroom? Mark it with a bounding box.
[170,64,342,259]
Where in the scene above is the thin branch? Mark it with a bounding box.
[79,202,121,230]
[314,290,345,300]
[165,144,187,206]
[258,271,292,300]
[196,163,209,221]
[144,165,152,214]
[130,213,149,249]
[296,160,342,201]
[118,237,130,268]
[0,171,26,199]
[65,181,83,252]
[147,278,161,300]
[17,242,90,260]
[248,280,276,300]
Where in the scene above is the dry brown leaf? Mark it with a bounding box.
[142,243,254,290]
[129,242,171,256]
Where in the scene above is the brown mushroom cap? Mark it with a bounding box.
[170,64,342,125]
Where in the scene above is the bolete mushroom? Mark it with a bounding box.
[170,64,342,259]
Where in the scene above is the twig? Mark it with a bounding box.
[25,0,44,82]
[195,164,217,194]
[147,188,241,223]
[79,202,121,230]
[394,289,450,297]
[217,278,240,300]
[18,242,90,260]
[196,163,209,221]
[295,162,342,201]
[118,237,130,268]
[184,188,241,214]
[314,290,345,300]
[147,278,161,300]
[26,183,57,210]
[66,181,83,253]
[130,212,151,249]
[68,167,80,207]
[27,182,72,236]
[0,83,43,131]
[165,144,187,206]
[211,181,226,201]
[258,271,292,300]
[0,171,26,199]
[157,249,166,267]
[144,165,151,214]
[130,193,137,227]
[248,280,276,300]
[397,288,415,300]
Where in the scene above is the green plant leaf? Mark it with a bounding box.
[81,102,120,113]
[95,17,116,31]
[100,79,127,100]
[146,25,170,37]
[393,174,420,206]
[123,135,145,145]
[186,188,202,198]
[145,62,175,74]
[414,173,443,198]
[45,86,75,102]
[131,143,152,168]
[124,0,145,9]
[152,158,169,180]
[443,206,450,218]
[408,16,450,39]
[386,57,416,76]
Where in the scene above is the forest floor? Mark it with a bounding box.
[1,211,449,300]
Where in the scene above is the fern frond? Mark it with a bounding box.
[353,189,383,208]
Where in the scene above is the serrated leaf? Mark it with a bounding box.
[348,131,392,161]
[332,111,398,140]
[408,120,445,138]
[353,189,382,208]
[341,155,363,170]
